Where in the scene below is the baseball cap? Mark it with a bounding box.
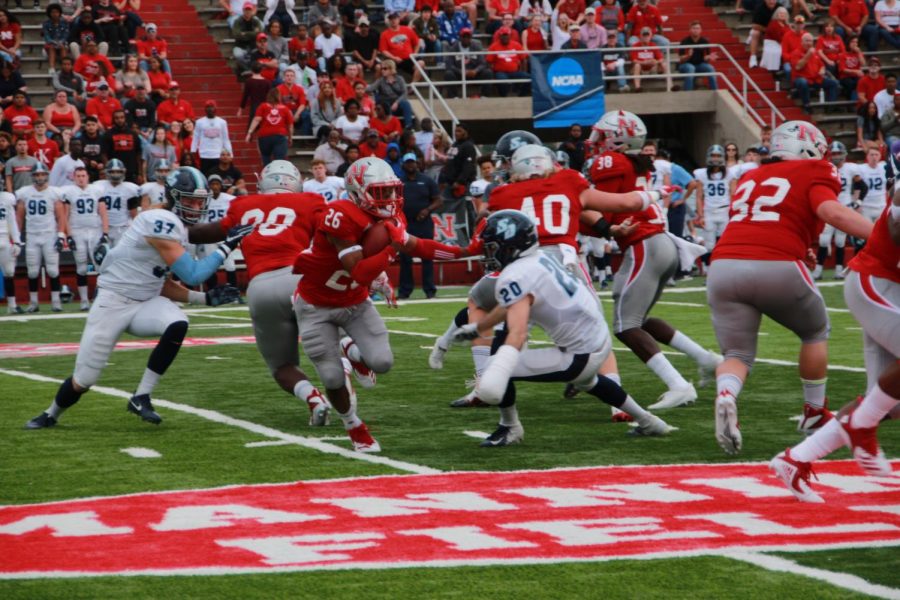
[169,80,180,89]
[366,130,379,137]
[358,16,369,25]
[498,26,513,35]
[207,174,223,183]
[794,15,806,23]
[757,146,770,155]
[869,57,882,67]
[256,32,268,41]
[145,22,157,32]
[388,11,400,19]
[585,7,595,14]
[205,99,217,108]
[402,152,417,163]
[243,2,255,10]
[569,24,580,31]
[96,81,109,90]
[460,27,472,35]
[640,26,653,35]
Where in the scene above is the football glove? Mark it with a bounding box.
[383,219,409,246]
[67,236,77,252]
[450,323,480,345]
[11,242,22,258]
[93,241,111,265]
[205,284,242,307]
[99,233,111,246]
[222,223,255,251]
[370,271,397,308]
[54,233,66,253]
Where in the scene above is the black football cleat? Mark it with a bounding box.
[24,412,57,430]
[479,424,524,447]
[563,384,579,399]
[127,394,162,425]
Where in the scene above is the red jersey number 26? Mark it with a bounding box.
[730,176,790,223]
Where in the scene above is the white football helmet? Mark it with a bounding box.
[344,157,403,218]
[770,120,828,160]
[258,160,302,194]
[589,110,647,154]
[510,144,556,180]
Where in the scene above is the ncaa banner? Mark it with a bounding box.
[530,52,604,129]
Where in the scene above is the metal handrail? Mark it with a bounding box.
[410,43,786,131]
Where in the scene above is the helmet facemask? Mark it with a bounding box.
[358,180,403,218]
[171,188,209,225]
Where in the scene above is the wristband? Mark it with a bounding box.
[891,204,900,220]
[57,232,66,240]
[637,191,659,210]
[591,217,612,238]
[188,290,206,305]
[338,244,362,259]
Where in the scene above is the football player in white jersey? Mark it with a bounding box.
[302,159,345,201]
[24,167,251,430]
[139,159,171,209]
[0,188,23,313]
[813,141,866,280]
[94,159,141,245]
[449,210,671,446]
[15,163,67,312]
[196,174,240,291]
[857,146,888,222]
[694,144,734,254]
[62,166,109,310]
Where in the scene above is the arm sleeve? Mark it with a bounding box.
[169,248,226,286]
[408,237,464,260]
[349,246,396,286]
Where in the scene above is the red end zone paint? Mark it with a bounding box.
[1,461,899,578]
[0,337,258,359]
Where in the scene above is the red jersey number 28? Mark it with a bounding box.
[730,176,790,223]
[241,206,297,236]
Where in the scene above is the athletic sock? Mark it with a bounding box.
[50,291,61,307]
[344,339,362,363]
[801,377,827,409]
[293,379,316,403]
[834,246,845,267]
[226,270,238,287]
[716,373,743,400]
[646,353,689,390]
[851,384,900,429]
[816,245,828,265]
[790,419,846,463]
[4,277,14,305]
[47,377,84,418]
[471,346,491,378]
[669,331,714,366]
[135,368,161,397]
[78,285,89,301]
[29,291,38,306]
[338,408,362,430]
[436,320,459,351]
[499,404,520,427]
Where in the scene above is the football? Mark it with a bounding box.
[362,222,391,256]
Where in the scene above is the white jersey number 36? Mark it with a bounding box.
[519,194,570,235]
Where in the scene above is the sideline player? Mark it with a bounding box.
[61,166,109,310]
[0,186,23,313]
[589,110,721,409]
[707,121,875,455]
[302,159,345,201]
[15,163,66,312]
[694,144,734,257]
[812,141,865,280]
[140,159,172,209]
[24,167,249,429]
[293,157,470,452]
[771,193,900,501]
[450,209,671,446]
[856,146,888,224]
[95,159,141,245]
[188,161,332,425]
[196,174,239,292]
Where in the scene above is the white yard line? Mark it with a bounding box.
[463,430,490,440]
[722,551,900,600]
[0,368,440,476]
[119,447,161,459]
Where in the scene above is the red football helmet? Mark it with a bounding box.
[344,157,403,218]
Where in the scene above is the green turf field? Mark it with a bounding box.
[1,275,899,598]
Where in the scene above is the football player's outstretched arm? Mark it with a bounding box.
[147,223,251,286]
[579,187,658,213]
[187,221,227,244]
[890,187,900,244]
[383,219,466,260]
[816,199,874,241]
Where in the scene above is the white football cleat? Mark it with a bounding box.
[649,383,697,410]
[811,264,823,280]
[428,338,448,369]
[715,392,742,455]
[80,300,91,311]
[769,449,824,503]
[630,414,673,436]
[340,336,376,388]
[697,353,723,388]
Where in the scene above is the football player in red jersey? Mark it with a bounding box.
[589,110,722,411]
[292,156,470,452]
[771,196,900,502]
[188,161,332,427]
[707,121,875,456]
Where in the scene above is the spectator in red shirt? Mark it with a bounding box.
[85,82,123,130]
[379,12,424,83]
[487,27,528,97]
[288,23,316,64]
[358,129,388,159]
[837,35,865,100]
[156,81,196,127]
[761,6,790,72]
[556,0,585,25]
[521,14,547,51]
[831,0,869,41]
[137,23,172,75]
[486,0,521,36]
[249,32,280,82]
[245,88,294,166]
[276,68,312,135]
[369,102,403,143]
[146,56,172,105]
[856,57,885,107]
[791,32,838,113]
[28,121,60,169]
[3,91,41,139]
[631,27,668,92]
[0,9,22,66]
[626,0,668,47]
[334,62,365,102]
[73,39,116,96]
[817,19,846,78]
[781,15,806,82]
